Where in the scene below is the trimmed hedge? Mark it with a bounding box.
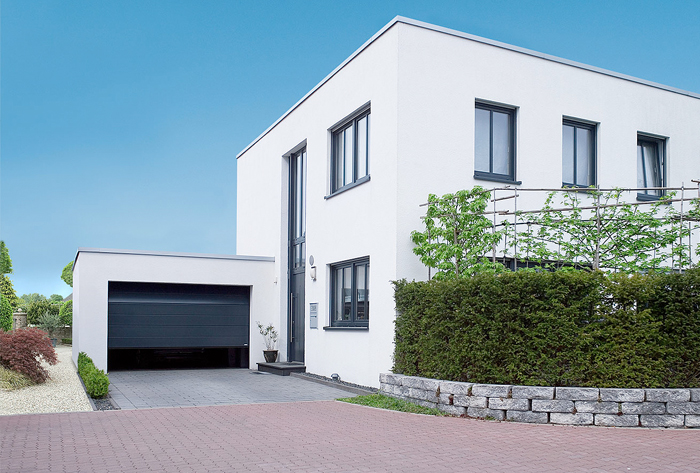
[393,270,700,388]
[77,352,109,398]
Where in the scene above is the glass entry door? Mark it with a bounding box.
[288,148,306,362]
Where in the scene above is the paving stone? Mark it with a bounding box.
[685,415,700,427]
[439,381,472,396]
[453,395,487,408]
[471,384,512,398]
[437,404,466,416]
[690,389,700,402]
[531,399,575,413]
[488,398,529,411]
[594,414,639,427]
[506,410,549,424]
[621,402,666,415]
[645,389,690,402]
[599,388,644,403]
[467,407,505,420]
[575,401,619,414]
[550,413,594,425]
[640,415,685,428]
[511,386,554,400]
[555,387,599,401]
[666,402,700,415]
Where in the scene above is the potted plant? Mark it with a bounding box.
[37,311,63,347]
[256,321,279,362]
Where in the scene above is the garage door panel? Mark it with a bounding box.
[108,282,249,350]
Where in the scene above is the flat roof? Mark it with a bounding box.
[73,247,274,269]
[237,16,700,159]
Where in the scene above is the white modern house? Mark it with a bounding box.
[74,17,700,388]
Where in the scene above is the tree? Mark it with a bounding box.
[26,300,59,325]
[59,300,72,326]
[0,294,12,331]
[0,241,12,275]
[49,294,64,303]
[0,275,19,310]
[61,262,73,288]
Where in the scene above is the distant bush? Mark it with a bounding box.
[393,270,700,388]
[77,352,109,398]
[61,338,72,345]
[0,293,12,332]
[27,300,59,325]
[0,328,58,383]
[59,300,72,326]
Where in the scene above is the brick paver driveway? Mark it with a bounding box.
[108,369,355,409]
[2,401,699,472]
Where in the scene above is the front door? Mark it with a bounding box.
[288,148,306,362]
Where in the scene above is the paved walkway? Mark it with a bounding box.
[2,401,699,472]
[108,369,355,409]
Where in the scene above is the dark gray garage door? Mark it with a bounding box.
[108,281,249,349]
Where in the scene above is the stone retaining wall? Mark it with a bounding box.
[380,373,700,428]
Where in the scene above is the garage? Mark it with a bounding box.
[107,281,250,370]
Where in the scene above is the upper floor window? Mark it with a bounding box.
[637,135,665,200]
[474,102,516,183]
[329,257,369,328]
[562,120,596,187]
[331,107,370,193]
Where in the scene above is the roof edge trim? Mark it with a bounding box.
[73,247,274,269]
[236,15,700,159]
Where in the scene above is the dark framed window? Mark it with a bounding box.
[474,102,516,183]
[330,257,369,327]
[637,135,665,200]
[562,119,596,187]
[331,108,370,193]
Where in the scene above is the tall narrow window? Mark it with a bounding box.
[562,120,596,187]
[637,135,665,199]
[330,257,369,327]
[474,102,516,182]
[331,108,370,193]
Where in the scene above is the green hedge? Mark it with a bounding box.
[77,352,109,398]
[393,270,700,388]
[0,293,11,332]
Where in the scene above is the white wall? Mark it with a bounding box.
[72,249,275,372]
[237,25,400,387]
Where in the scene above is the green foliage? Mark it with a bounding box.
[59,300,73,326]
[0,241,12,275]
[256,321,278,350]
[49,294,64,303]
[0,365,35,390]
[393,270,700,388]
[36,311,63,338]
[1,276,19,310]
[26,300,59,325]
[339,394,447,416]
[61,262,73,288]
[77,352,109,398]
[0,294,12,332]
[18,293,47,312]
[411,187,506,279]
[61,338,72,345]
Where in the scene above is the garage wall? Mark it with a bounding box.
[72,248,275,372]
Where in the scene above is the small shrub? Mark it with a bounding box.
[61,338,72,345]
[0,293,12,332]
[77,352,109,398]
[0,365,35,390]
[0,328,58,383]
[27,300,59,325]
[36,311,63,339]
[59,300,72,326]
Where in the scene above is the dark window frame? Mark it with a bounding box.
[330,107,370,195]
[474,102,518,184]
[328,257,369,328]
[637,134,666,201]
[562,119,597,188]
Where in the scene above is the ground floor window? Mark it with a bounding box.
[330,257,369,327]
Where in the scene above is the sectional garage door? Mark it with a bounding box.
[108,281,249,349]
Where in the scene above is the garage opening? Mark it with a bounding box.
[107,281,250,371]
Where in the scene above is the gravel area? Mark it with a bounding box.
[0,345,93,416]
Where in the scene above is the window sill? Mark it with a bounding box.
[325,175,371,199]
[474,172,521,185]
[323,326,369,331]
[562,184,597,192]
[637,193,664,202]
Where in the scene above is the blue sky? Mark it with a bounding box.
[2,0,699,298]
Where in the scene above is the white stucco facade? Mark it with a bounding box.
[72,248,275,371]
[236,17,700,387]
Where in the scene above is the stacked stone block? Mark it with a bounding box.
[378,373,700,428]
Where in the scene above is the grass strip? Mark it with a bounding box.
[338,393,448,416]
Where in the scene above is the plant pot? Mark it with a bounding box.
[50,338,57,347]
[263,350,278,363]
